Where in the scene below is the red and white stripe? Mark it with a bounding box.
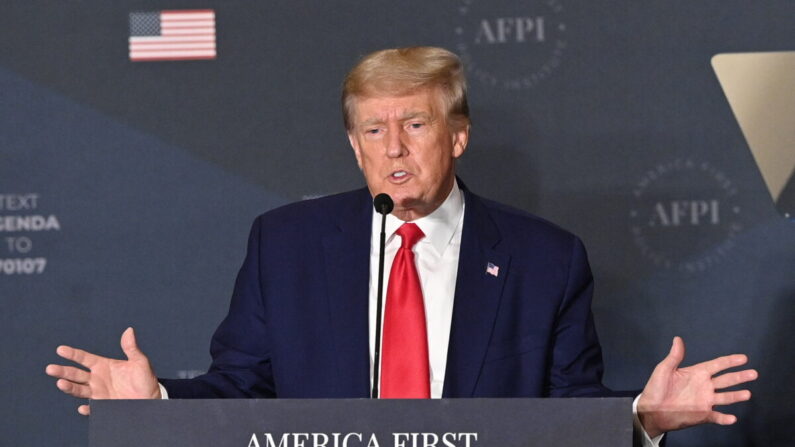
[129,9,216,62]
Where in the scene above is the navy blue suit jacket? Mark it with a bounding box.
[161,184,609,399]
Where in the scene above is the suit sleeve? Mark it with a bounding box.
[160,216,276,398]
[546,236,612,398]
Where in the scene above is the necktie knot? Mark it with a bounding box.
[396,223,424,249]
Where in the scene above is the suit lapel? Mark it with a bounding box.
[443,188,510,397]
[322,189,372,397]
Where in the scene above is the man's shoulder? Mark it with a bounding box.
[471,192,577,240]
[253,187,370,231]
[464,191,592,279]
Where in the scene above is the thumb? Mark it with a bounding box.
[657,336,686,373]
[120,327,145,361]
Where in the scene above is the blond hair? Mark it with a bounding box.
[342,47,469,130]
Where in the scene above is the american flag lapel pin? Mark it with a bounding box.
[486,262,499,277]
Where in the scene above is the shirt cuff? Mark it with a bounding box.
[158,383,169,400]
[633,394,664,447]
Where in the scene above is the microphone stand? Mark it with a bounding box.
[371,194,392,398]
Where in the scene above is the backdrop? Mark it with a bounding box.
[1,1,793,446]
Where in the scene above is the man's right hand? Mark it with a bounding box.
[45,327,161,415]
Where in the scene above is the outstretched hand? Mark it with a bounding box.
[45,327,161,415]
[637,336,758,438]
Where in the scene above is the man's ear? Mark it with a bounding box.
[348,132,364,170]
[451,123,470,159]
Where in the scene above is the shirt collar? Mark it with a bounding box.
[373,180,465,256]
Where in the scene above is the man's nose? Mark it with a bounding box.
[385,126,407,158]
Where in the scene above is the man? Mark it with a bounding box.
[46,47,757,445]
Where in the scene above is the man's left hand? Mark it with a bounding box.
[637,336,758,439]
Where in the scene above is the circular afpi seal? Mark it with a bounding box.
[454,0,567,90]
[629,159,743,273]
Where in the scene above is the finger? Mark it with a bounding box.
[46,364,90,383]
[700,354,748,376]
[713,369,758,389]
[708,411,738,425]
[120,327,145,362]
[656,336,686,373]
[56,345,102,369]
[45,364,91,384]
[56,378,92,399]
[714,390,752,406]
[78,404,91,416]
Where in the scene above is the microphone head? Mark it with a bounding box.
[373,193,394,215]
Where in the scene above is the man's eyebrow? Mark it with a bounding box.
[356,111,434,128]
[358,117,385,127]
[400,111,433,121]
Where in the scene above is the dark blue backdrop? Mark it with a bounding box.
[1,2,793,445]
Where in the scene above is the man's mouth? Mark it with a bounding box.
[389,170,412,183]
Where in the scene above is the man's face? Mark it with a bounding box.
[347,87,469,221]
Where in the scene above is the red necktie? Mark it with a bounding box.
[380,223,430,398]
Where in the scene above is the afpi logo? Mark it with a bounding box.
[630,159,743,273]
[649,200,720,227]
[473,17,546,45]
[455,0,567,90]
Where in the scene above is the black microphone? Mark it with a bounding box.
[373,193,394,216]
[371,193,393,398]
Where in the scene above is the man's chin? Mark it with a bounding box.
[392,199,434,222]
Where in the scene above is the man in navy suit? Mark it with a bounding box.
[47,47,757,444]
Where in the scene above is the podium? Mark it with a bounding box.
[89,398,632,447]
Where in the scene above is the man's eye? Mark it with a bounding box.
[366,128,381,135]
[409,122,424,129]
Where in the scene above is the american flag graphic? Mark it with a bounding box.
[486,262,500,277]
[128,10,216,62]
